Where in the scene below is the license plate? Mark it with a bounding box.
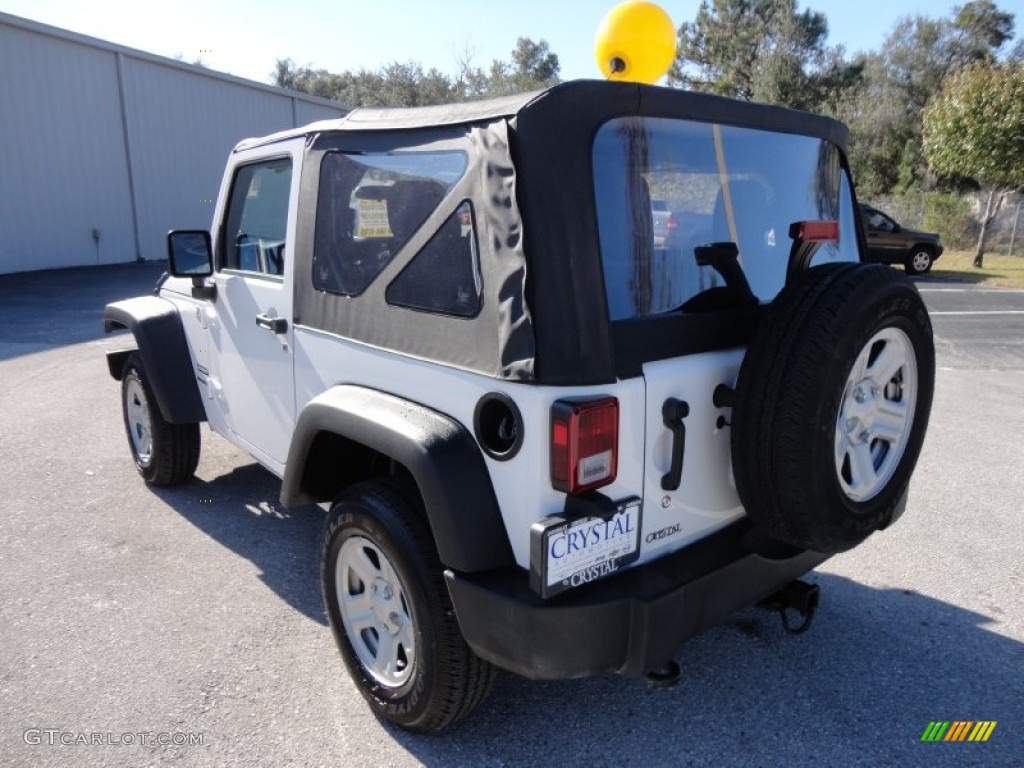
[529,497,642,598]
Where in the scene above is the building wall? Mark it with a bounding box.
[0,12,348,274]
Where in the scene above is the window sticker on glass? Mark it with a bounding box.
[355,198,394,239]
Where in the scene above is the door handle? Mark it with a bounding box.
[661,398,690,491]
[255,314,288,334]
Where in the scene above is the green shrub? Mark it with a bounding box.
[922,192,976,250]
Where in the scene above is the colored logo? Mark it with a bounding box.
[921,721,997,742]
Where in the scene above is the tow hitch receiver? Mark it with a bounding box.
[761,580,820,634]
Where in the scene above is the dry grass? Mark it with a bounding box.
[927,250,1024,289]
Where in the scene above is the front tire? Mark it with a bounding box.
[905,248,934,275]
[121,352,200,485]
[321,480,495,732]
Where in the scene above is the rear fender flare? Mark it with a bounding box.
[282,385,515,573]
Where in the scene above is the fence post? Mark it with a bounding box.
[1009,200,1022,258]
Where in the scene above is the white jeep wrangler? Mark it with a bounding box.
[104,81,934,732]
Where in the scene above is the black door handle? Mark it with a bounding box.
[661,398,689,491]
[255,314,288,334]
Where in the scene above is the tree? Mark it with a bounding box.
[668,0,860,112]
[457,37,560,99]
[923,64,1024,266]
[839,1,1015,196]
[272,37,560,108]
[1009,38,1024,63]
[948,0,1014,66]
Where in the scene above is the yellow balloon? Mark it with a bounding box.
[595,1,677,84]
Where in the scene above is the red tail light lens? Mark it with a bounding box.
[551,397,619,494]
[667,215,678,231]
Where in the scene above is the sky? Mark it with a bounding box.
[2,0,1022,86]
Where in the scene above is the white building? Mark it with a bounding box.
[0,12,349,274]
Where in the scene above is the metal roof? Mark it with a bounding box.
[0,10,349,112]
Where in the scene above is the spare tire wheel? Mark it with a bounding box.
[731,264,935,553]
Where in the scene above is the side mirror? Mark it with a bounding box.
[167,230,213,277]
[892,223,902,233]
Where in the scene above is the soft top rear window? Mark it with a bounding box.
[593,117,859,321]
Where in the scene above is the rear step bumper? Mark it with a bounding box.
[445,521,829,680]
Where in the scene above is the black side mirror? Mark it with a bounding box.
[167,230,213,277]
[892,223,902,233]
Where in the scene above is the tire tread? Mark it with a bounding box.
[322,479,494,733]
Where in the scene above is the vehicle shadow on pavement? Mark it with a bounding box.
[0,262,165,362]
[150,462,328,626]
[916,270,988,285]
[389,572,1022,765]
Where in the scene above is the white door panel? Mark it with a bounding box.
[211,273,293,466]
[203,140,303,473]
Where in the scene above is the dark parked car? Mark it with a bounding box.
[860,204,944,275]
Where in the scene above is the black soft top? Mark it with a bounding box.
[238,81,848,153]
[285,81,853,385]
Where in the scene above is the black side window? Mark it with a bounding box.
[386,201,482,317]
[313,151,467,296]
[222,158,292,275]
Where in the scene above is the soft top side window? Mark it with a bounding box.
[313,151,468,297]
[385,201,482,318]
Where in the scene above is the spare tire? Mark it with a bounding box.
[731,263,935,553]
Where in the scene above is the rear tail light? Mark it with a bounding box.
[551,397,619,494]
[667,215,678,231]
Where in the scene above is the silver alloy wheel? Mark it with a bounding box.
[910,250,931,273]
[834,328,918,502]
[124,374,153,467]
[336,536,415,688]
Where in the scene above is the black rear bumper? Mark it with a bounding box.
[445,521,829,680]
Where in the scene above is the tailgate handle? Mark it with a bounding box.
[661,398,690,491]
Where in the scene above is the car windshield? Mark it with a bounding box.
[593,117,859,320]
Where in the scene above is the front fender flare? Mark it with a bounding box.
[103,296,206,424]
[282,385,515,573]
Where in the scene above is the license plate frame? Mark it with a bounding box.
[529,497,642,599]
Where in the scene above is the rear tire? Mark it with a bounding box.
[121,352,200,486]
[904,248,934,275]
[321,479,495,732]
[732,264,935,553]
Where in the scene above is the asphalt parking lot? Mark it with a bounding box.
[1,263,1021,767]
